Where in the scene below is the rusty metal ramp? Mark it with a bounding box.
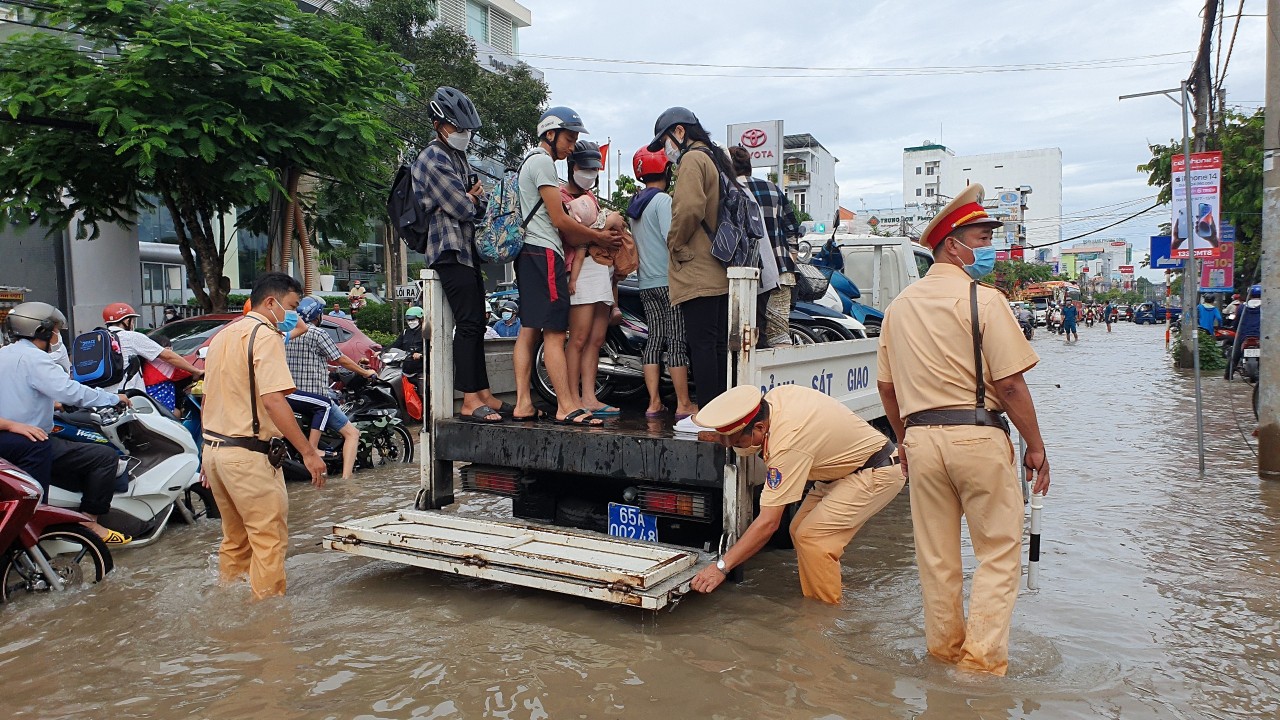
[324,510,705,610]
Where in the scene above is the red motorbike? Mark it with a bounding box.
[0,459,113,603]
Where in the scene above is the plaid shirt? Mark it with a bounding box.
[285,326,343,396]
[744,177,801,273]
[410,140,487,268]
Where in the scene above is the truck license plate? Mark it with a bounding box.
[1244,348,1261,357]
[608,503,658,542]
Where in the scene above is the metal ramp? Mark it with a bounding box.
[324,510,707,610]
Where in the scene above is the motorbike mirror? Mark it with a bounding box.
[797,241,812,263]
[197,346,209,360]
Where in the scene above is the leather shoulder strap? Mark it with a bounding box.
[247,321,269,437]
[970,282,985,411]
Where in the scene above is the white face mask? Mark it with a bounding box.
[733,444,762,458]
[446,129,472,151]
[406,319,421,329]
[664,138,682,164]
[573,170,599,189]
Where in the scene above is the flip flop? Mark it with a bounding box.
[554,408,604,427]
[494,401,517,417]
[645,406,668,418]
[675,412,693,421]
[512,408,548,422]
[100,529,131,545]
[458,405,503,423]
[589,405,621,417]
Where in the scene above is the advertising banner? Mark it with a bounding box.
[727,120,783,168]
[1200,223,1235,291]
[1171,151,1222,258]
[1149,235,1184,270]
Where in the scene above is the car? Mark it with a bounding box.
[150,313,383,370]
[1133,302,1183,325]
[1116,304,1133,321]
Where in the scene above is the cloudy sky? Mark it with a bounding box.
[517,0,1264,266]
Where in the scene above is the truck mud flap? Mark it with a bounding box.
[324,510,707,610]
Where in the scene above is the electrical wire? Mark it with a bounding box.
[533,61,1190,80]
[1025,203,1164,249]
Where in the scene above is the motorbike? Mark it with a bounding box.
[280,372,415,482]
[376,347,421,421]
[1215,326,1237,358]
[47,391,213,548]
[792,302,867,342]
[1020,319,1035,340]
[1237,335,1261,382]
[0,458,113,602]
[1084,313,1095,328]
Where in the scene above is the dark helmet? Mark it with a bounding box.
[647,106,700,151]
[429,86,482,130]
[297,296,325,325]
[4,301,65,342]
[500,301,518,315]
[537,106,589,137]
[568,140,603,171]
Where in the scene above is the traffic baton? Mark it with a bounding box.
[1027,493,1044,590]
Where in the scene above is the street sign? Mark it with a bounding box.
[395,283,421,300]
[1149,235,1184,270]
[727,120,783,168]
[1119,265,1134,275]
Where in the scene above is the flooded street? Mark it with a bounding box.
[2,321,1276,719]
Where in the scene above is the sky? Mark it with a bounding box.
[516,0,1265,275]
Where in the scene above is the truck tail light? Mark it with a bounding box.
[459,465,519,497]
[637,488,711,520]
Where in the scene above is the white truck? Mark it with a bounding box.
[800,233,936,312]
[325,251,927,610]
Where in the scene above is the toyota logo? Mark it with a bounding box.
[740,129,767,148]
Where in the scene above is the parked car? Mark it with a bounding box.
[1116,304,1133,321]
[1133,302,1183,325]
[151,313,382,370]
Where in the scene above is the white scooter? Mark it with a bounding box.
[46,391,215,549]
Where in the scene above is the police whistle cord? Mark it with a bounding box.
[1027,493,1044,591]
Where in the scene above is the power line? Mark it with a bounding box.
[1026,203,1163,249]
[534,61,1191,80]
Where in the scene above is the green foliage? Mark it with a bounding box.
[0,0,411,311]
[364,329,397,347]
[1169,328,1227,371]
[604,175,640,213]
[1138,109,1263,291]
[794,209,814,223]
[990,260,1055,296]
[353,300,394,333]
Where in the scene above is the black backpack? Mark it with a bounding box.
[692,147,765,268]
[387,161,429,253]
[70,328,127,388]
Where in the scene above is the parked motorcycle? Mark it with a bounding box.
[280,372,415,482]
[0,459,113,602]
[47,391,213,548]
[376,347,421,420]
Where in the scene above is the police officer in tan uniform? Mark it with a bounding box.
[202,272,326,599]
[877,184,1050,676]
[690,384,905,603]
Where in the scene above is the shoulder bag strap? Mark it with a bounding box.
[516,151,546,229]
[247,321,269,437]
[970,282,985,412]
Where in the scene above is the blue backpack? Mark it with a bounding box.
[475,151,545,264]
[691,147,766,268]
[71,327,128,388]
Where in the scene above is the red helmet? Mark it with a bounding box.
[103,302,140,324]
[633,146,670,180]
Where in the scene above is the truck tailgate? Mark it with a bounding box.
[324,510,706,610]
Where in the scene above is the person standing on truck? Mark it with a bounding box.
[689,385,905,603]
[412,86,508,423]
[876,184,1050,677]
[729,146,803,347]
[647,107,729,408]
[511,107,620,426]
[201,273,326,599]
[628,146,698,420]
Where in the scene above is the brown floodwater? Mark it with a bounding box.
[2,321,1276,719]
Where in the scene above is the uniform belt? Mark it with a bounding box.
[904,409,1010,434]
[858,440,900,471]
[203,430,271,454]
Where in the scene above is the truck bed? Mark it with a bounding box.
[434,414,727,488]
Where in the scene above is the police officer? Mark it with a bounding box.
[689,384,906,603]
[877,184,1050,676]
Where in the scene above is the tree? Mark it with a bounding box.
[990,260,1055,297]
[1138,108,1263,290]
[0,0,409,311]
[604,174,639,213]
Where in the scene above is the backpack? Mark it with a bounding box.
[387,162,430,253]
[71,328,129,388]
[692,147,766,268]
[475,151,545,264]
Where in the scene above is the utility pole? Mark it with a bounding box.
[1259,0,1280,479]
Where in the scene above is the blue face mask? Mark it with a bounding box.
[961,244,997,280]
[277,310,299,336]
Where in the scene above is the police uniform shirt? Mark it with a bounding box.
[877,263,1039,418]
[202,313,296,441]
[759,385,888,507]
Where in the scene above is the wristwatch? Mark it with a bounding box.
[715,558,728,574]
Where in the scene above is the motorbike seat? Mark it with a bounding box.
[126,389,179,423]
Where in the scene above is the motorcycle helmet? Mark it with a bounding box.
[633,146,670,180]
[647,106,700,152]
[537,106,589,138]
[297,296,325,325]
[103,302,140,324]
[500,301,518,315]
[405,306,424,319]
[1250,284,1262,298]
[568,140,603,171]
[5,301,65,342]
[428,86,482,131]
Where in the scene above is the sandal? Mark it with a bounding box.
[645,406,668,419]
[588,405,621,417]
[512,408,549,422]
[458,405,503,423]
[494,401,517,417]
[100,529,131,545]
[554,408,604,427]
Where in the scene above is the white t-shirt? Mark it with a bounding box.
[110,327,164,392]
[518,148,564,256]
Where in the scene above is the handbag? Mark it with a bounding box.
[794,263,831,302]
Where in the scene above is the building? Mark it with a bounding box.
[783,134,839,225]
[901,143,1063,249]
[1059,240,1131,282]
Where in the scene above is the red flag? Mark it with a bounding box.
[599,142,609,171]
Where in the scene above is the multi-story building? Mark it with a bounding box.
[1058,240,1131,282]
[783,134,839,225]
[901,143,1063,249]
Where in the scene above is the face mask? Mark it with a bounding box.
[733,444,762,458]
[664,138,682,164]
[1202,301,1213,307]
[446,129,471,151]
[406,319,421,329]
[501,311,514,322]
[573,170,599,189]
[277,309,299,335]
[958,242,996,280]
